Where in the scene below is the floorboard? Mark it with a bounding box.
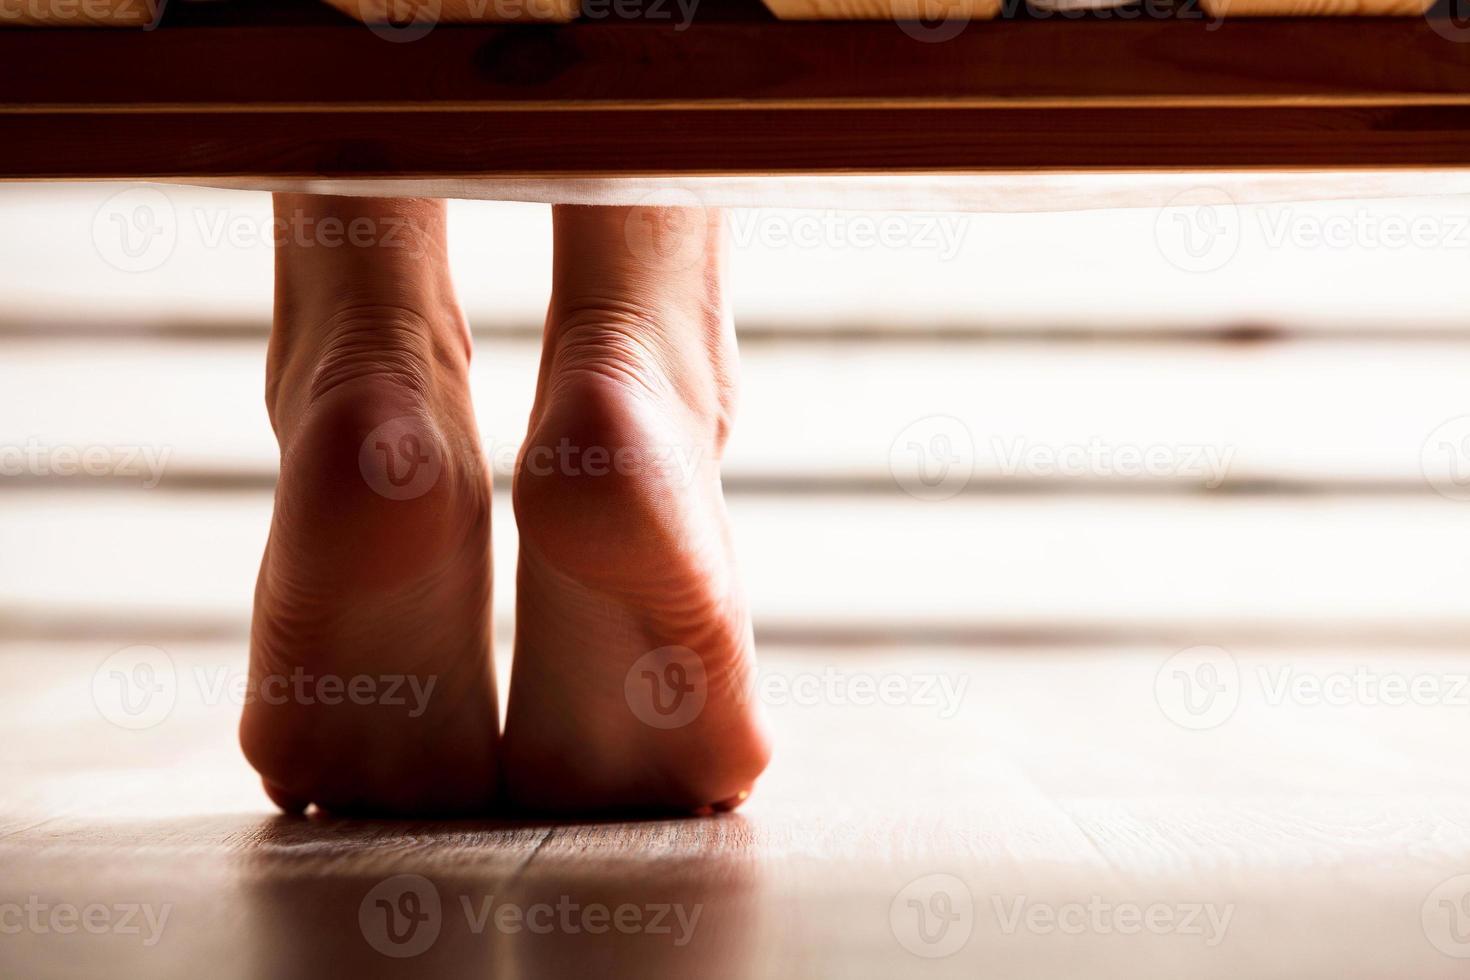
[3,643,1470,978]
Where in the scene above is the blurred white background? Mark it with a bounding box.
[3,181,1470,646]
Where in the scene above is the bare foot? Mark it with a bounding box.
[501,204,771,813]
[239,195,499,816]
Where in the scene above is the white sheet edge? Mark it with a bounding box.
[161,171,1470,213]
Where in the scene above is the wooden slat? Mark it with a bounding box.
[760,0,1001,19]
[0,0,163,26]
[7,336,1470,486]
[4,20,1470,174]
[4,20,1470,111]
[12,104,1470,178]
[319,0,580,25]
[3,491,1470,637]
[1202,0,1430,13]
[8,186,1470,338]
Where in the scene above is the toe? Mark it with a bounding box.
[262,778,310,815]
[712,788,752,812]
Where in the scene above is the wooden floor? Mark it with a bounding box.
[4,642,1470,978]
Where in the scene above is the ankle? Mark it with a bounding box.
[268,302,471,436]
[550,203,729,324]
[268,194,468,421]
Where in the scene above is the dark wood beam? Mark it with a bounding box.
[3,17,1470,175]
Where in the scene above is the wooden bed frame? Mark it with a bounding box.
[4,4,1470,177]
